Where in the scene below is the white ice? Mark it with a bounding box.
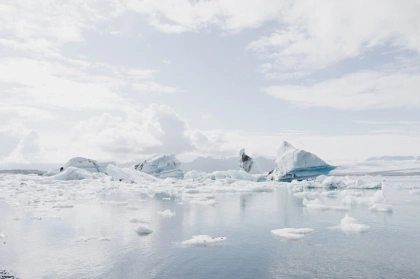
[181,235,226,246]
[271,228,314,240]
[134,224,153,235]
[340,214,370,233]
[369,204,393,212]
[134,154,184,179]
[267,141,335,181]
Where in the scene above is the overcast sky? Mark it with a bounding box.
[1,0,420,167]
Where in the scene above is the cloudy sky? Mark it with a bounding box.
[1,0,420,167]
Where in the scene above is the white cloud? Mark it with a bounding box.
[132,82,181,94]
[114,0,284,33]
[248,0,420,77]
[71,104,193,160]
[2,130,45,164]
[0,105,54,122]
[264,71,420,110]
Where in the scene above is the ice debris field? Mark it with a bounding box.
[1,142,420,278]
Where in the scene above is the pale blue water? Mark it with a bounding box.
[1,176,420,279]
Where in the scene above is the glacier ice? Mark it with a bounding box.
[271,228,314,240]
[340,214,370,233]
[63,157,115,173]
[134,154,184,179]
[181,235,226,246]
[239,149,254,173]
[267,141,335,182]
[47,167,98,181]
[134,224,153,235]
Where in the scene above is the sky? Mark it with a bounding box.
[1,0,420,168]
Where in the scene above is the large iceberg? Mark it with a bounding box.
[43,157,115,177]
[239,149,254,173]
[63,157,115,173]
[267,141,335,182]
[134,154,184,179]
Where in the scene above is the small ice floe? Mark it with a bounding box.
[12,216,23,221]
[158,209,176,218]
[409,189,420,196]
[303,198,349,211]
[76,236,97,242]
[129,217,150,223]
[0,233,7,238]
[31,216,42,220]
[134,224,153,235]
[340,214,370,233]
[271,228,314,240]
[162,197,171,200]
[126,205,140,210]
[369,204,393,212]
[98,236,111,241]
[181,235,226,246]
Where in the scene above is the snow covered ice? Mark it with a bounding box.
[134,154,184,179]
[267,141,336,182]
[341,214,370,233]
[181,235,227,246]
[271,228,314,240]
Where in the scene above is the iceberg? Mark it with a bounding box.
[267,141,335,182]
[63,157,115,173]
[48,167,98,180]
[239,149,254,173]
[134,154,184,179]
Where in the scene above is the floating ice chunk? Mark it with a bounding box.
[184,170,204,180]
[134,224,153,235]
[303,198,349,211]
[134,154,184,179]
[126,205,140,210]
[158,209,176,218]
[369,204,393,212]
[0,233,7,238]
[267,141,335,182]
[271,228,314,240]
[181,235,226,246]
[322,177,345,188]
[12,216,23,221]
[31,216,42,220]
[371,190,387,204]
[341,214,370,233]
[48,167,96,181]
[410,189,420,196]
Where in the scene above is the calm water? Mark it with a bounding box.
[1,176,420,279]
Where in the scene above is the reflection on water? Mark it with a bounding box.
[1,178,420,278]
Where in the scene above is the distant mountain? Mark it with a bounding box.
[0,169,46,175]
[366,156,417,161]
[181,156,276,173]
